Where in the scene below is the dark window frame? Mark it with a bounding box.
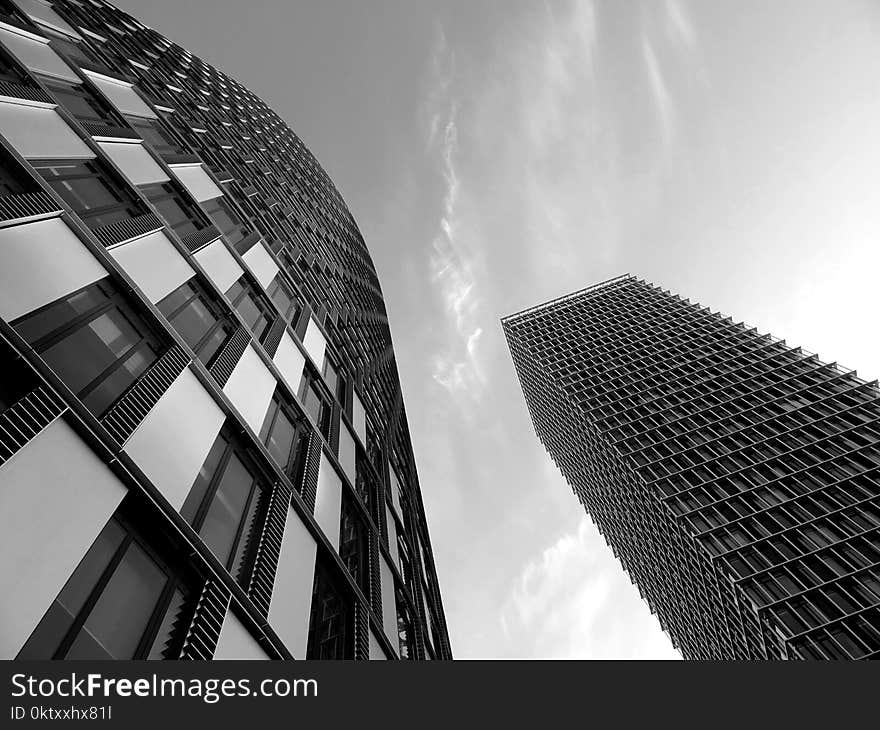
[306,558,355,660]
[33,157,146,230]
[265,274,300,324]
[157,279,234,368]
[42,78,123,128]
[258,392,310,481]
[180,429,270,586]
[225,275,275,342]
[141,180,209,239]
[13,278,166,417]
[17,498,198,660]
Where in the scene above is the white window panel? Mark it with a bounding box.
[193,238,242,294]
[84,70,157,119]
[273,332,306,397]
[0,100,93,159]
[0,26,78,82]
[0,217,106,322]
[369,630,388,660]
[124,368,225,510]
[97,141,169,186]
[170,163,223,202]
[337,422,356,486]
[0,419,127,658]
[314,452,342,550]
[13,0,81,38]
[222,345,276,435]
[109,229,195,303]
[268,507,317,659]
[379,556,398,649]
[352,390,366,445]
[213,610,269,660]
[241,239,279,288]
[302,316,326,367]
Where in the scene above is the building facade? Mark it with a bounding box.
[503,275,880,660]
[0,0,451,660]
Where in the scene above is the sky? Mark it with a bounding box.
[114,0,880,659]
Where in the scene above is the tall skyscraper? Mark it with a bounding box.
[0,0,451,660]
[503,274,880,660]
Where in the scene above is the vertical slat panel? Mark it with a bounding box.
[179,579,231,660]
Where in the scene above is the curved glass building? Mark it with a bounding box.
[0,0,451,660]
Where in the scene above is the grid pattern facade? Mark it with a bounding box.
[503,275,880,660]
[0,0,450,660]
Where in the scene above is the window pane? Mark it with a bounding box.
[65,542,166,659]
[265,409,295,469]
[258,400,278,443]
[181,434,227,523]
[301,381,325,427]
[197,326,229,366]
[269,278,295,320]
[152,194,197,236]
[81,342,157,415]
[41,309,138,395]
[234,292,264,334]
[203,198,241,239]
[55,175,119,212]
[16,286,108,344]
[168,297,216,351]
[322,360,338,396]
[17,519,126,659]
[198,453,253,568]
[157,283,194,319]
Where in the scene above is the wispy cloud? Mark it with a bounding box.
[641,36,675,147]
[664,0,696,50]
[501,507,681,659]
[423,27,487,406]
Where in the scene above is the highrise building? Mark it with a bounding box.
[503,274,880,660]
[0,0,451,660]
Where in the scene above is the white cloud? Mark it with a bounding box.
[664,0,696,50]
[423,27,487,407]
[501,511,681,659]
[642,36,675,147]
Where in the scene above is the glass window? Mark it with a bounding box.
[258,394,308,478]
[266,275,299,322]
[141,181,206,239]
[17,512,195,660]
[13,280,163,416]
[322,356,345,403]
[65,541,166,659]
[157,281,233,368]
[46,32,104,70]
[339,492,368,595]
[396,590,415,660]
[225,277,274,341]
[201,196,246,247]
[181,432,267,585]
[299,374,331,438]
[306,560,353,659]
[34,159,144,230]
[43,79,118,126]
[127,116,186,157]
